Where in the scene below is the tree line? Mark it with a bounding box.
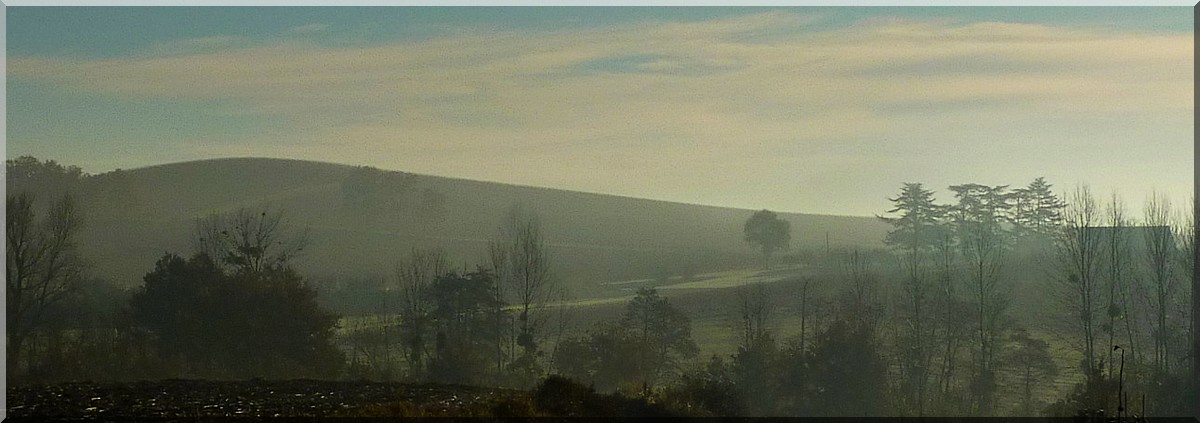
[707,177,1194,417]
[6,157,1195,417]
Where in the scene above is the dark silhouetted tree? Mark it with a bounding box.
[6,192,85,379]
[5,156,87,201]
[132,209,339,379]
[552,323,643,393]
[744,210,791,270]
[731,332,778,416]
[1142,192,1178,376]
[1003,328,1058,416]
[663,355,742,416]
[807,319,889,417]
[1103,193,1140,383]
[880,183,946,416]
[130,252,342,378]
[426,269,504,386]
[1012,177,1066,239]
[621,288,699,392]
[193,208,308,275]
[395,248,448,381]
[879,183,947,252]
[947,183,1013,415]
[737,282,775,349]
[1054,185,1103,376]
[552,288,696,394]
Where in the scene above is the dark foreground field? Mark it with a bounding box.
[7,379,523,418]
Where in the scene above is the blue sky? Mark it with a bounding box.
[8,7,1192,58]
[6,7,1193,216]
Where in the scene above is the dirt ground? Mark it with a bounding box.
[7,379,517,418]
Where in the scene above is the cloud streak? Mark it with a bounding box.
[9,11,1192,215]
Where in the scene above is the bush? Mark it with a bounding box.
[130,253,343,379]
[660,355,743,416]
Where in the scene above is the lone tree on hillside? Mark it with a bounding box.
[744,210,791,270]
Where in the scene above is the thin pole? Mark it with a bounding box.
[1116,346,1124,421]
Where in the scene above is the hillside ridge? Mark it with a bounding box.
[12,156,890,293]
[114,156,870,219]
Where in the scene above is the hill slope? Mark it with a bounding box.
[26,158,889,297]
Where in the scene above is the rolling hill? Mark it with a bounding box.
[13,157,890,298]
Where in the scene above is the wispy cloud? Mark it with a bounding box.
[8,11,1192,215]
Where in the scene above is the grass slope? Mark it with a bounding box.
[61,157,888,297]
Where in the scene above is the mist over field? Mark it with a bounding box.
[5,6,1195,420]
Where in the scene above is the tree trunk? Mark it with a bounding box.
[8,333,25,381]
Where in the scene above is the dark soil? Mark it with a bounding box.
[7,379,519,418]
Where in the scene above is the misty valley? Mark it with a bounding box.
[5,156,1196,418]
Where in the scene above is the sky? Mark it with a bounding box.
[6,7,1194,217]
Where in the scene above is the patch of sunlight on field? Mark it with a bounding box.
[543,296,634,309]
[598,278,655,286]
[658,266,804,290]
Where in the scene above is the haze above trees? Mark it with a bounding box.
[5,156,1195,418]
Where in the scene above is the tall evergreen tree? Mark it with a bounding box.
[1012,177,1066,238]
[879,183,947,416]
[947,183,1013,415]
[879,183,948,252]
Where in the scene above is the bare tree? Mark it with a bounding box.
[487,241,511,384]
[1054,185,1103,375]
[395,248,447,381]
[878,183,945,415]
[947,183,1012,415]
[1142,192,1177,375]
[933,224,969,412]
[845,249,885,334]
[737,282,774,349]
[491,205,555,381]
[6,193,85,379]
[1184,194,1199,417]
[797,277,818,355]
[1103,193,1141,380]
[894,248,933,416]
[193,207,308,275]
